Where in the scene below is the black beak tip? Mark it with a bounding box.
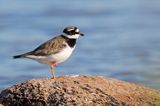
[80,33,84,36]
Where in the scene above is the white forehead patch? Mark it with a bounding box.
[76,28,80,32]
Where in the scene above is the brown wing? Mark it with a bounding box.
[30,35,67,56]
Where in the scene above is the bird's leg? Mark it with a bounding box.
[50,65,55,79]
[50,62,58,79]
[53,62,58,67]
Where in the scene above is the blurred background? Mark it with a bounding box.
[0,0,160,90]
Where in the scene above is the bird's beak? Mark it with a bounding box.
[80,32,84,36]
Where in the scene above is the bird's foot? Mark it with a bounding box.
[50,76,57,80]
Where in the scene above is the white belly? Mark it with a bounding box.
[27,45,75,64]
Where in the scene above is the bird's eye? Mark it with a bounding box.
[75,32,80,34]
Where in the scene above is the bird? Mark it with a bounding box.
[13,26,84,79]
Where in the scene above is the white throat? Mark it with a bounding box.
[66,34,80,39]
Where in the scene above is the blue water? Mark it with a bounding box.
[0,0,160,90]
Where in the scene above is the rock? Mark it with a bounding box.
[0,76,160,106]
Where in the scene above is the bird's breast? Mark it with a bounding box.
[48,45,75,63]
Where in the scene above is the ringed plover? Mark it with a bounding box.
[13,26,84,79]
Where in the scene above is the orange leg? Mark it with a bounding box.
[50,62,58,79]
[50,65,54,79]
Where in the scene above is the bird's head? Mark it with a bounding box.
[63,26,84,39]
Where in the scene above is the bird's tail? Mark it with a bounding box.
[13,52,32,59]
[13,55,25,59]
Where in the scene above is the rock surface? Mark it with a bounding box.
[0,76,160,106]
